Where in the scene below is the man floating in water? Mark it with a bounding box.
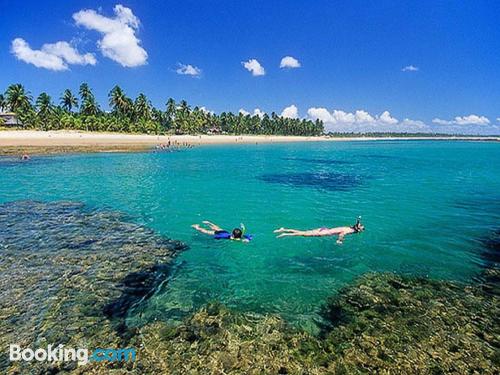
[274,217,364,244]
[191,221,252,242]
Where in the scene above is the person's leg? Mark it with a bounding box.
[202,221,223,231]
[276,229,327,238]
[191,224,215,235]
[276,231,310,238]
[273,227,302,233]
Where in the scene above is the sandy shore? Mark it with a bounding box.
[0,130,498,155]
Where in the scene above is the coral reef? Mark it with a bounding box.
[121,274,499,374]
[0,200,186,374]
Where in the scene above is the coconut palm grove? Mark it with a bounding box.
[0,83,324,136]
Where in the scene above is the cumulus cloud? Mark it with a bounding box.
[402,65,419,72]
[11,38,96,71]
[73,4,147,67]
[239,108,265,118]
[176,63,201,77]
[306,107,430,133]
[199,106,214,114]
[280,56,301,69]
[241,59,265,76]
[432,114,490,125]
[281,104,299,119]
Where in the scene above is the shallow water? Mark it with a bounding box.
[1,141,499,329]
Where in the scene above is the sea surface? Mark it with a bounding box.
[1,140,499,329]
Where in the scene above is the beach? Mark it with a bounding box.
[0,130,498,155]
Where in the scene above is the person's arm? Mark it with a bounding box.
[336,233,345,244]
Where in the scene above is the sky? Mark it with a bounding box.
[1,0,499,134]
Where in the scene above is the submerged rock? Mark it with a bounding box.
[320,273,499,374]
[0,200,186,374]
[259,172,364,191]
[132,273,499,374]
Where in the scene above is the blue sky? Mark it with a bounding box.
[1,0,499,133]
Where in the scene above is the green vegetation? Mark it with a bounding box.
[2,83,324,136]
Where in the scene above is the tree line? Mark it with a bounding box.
[0,83,324,136]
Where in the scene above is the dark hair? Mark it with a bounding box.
[232,228,243,238]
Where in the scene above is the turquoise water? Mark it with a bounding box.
[1,141,499,329]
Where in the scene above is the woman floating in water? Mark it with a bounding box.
[191,221,253,242]
[274,217,364,244]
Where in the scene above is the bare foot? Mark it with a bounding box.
[273,227,286,233]
[191,224,200,229]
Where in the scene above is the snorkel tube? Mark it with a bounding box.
[240,223,253,241]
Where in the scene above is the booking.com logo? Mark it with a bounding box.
[9,344,136,366]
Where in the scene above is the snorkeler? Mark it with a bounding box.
[274,217,364,244]
[191,221,253,242]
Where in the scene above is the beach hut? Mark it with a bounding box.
[0,112,22,127]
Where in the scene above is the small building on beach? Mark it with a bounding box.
[0,112,21,127]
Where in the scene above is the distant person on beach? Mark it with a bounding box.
[191,221,252,242]
[274,217,364,244]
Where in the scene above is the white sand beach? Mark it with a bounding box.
[0,130,498,154]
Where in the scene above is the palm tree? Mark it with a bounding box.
[134,93,151,121]
[60,89,78,112]
[166,98,176,118]
[5,84,33,127]
[81,96,100,116]
[5,84,32,113]
[78,82,100,116]
[109,86,132,116]
[79,83,91,101]
[36,93,54,130]
[36,93,54,115]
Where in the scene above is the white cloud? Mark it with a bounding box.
[176,63,201,77]
[73,4,147,67]
[239,108,265,118]
[432,114,490,125]
[497,117,500,122]
[199,106,214,114]
[11,38,96,71]
[454,114,490,125]
[402,65,419,72]
[306,107,429,133]
[432,118,452,125]
[307,107,334,123]
[242,58,265,76]
[253,108,265,118]
[379,110,398,124]
[280,56,301,69]
[281,104,299,119]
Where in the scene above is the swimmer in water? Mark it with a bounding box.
[191,221,252,242]
[21,154,30,161]
[274,217,364,244]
